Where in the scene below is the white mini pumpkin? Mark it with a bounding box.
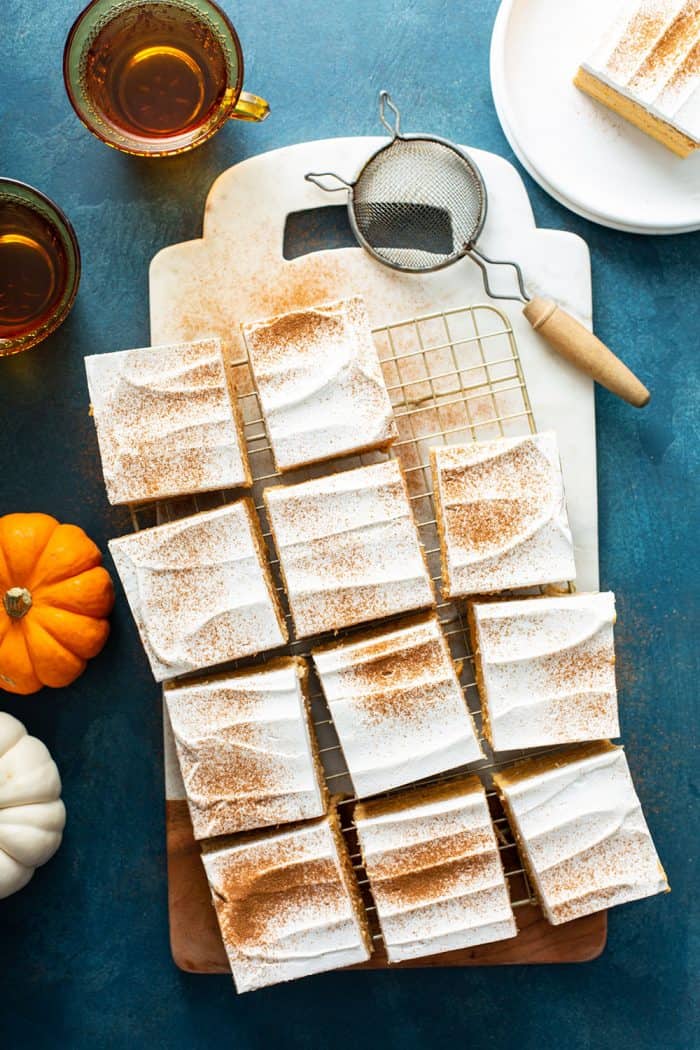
[0,712,66,899]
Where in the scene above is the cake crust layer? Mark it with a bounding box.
[109,501,287,681]
[201,812,372,992]
[494,741,669,925]
[355,775,517,962]
[164,657,327,839]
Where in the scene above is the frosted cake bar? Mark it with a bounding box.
[469,592,620,752]
[244,297,397,472]
[264,459,434,639]
[85,338,251,505]
[313,614,482,797]
[354,776,517,962]
[574,0,700,157]
[164,657,327,839]
[494,741,670,924]
[201,811,372,992]
[109,501,287,681]
[430,432,575,597]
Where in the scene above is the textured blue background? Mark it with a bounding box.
[1,1,698,1047]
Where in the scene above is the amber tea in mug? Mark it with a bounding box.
[0,181,81,356]
[64,0,269,156]
[86,6,228,138]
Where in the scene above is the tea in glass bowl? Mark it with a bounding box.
[0,181,80,357]
[63,0,269,157]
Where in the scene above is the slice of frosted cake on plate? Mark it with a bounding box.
[354,776,516,962]
[313,613,482,797]
[494,741,670,924]
[574,0,700,157]
[469,592,620,752]
[244,297,397,472]
[264,459,434,639]
[109,501,287,681]
[164,657,327,839]
[430,431,575,597]
[201,811,372,992]
[85,338,251,505]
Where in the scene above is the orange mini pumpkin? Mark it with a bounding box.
[0,513,114,695]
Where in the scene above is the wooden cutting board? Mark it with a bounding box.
[165,797,605,974]
[149,138,605,974]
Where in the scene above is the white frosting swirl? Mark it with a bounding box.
[109,502,287,681]
[245,297,397,472]
[85,338,250,505]
[355,776,517,962]
[472,592,620,751]
[496,743,669,924]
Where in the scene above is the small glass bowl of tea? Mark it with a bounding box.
[63,0,269,157]
[0,180,81,357]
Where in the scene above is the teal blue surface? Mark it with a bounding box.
[1,2,698,1047]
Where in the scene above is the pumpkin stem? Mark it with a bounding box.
[3,586,32,620]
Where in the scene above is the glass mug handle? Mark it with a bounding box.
[230,91,270,123]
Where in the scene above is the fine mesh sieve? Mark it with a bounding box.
[305,93,650,408]
[305,92,528,300]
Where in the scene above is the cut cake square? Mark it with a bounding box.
[493,741,670,924]
[354,775,517,962]
[109,501,287,681]
[85,338,251,505]
[244,297,397,472]
[430,431,575,598]
[313,613,482,797]
[469,592,620,752]
[201,810,372,992]
[574,0,700,157]
[164,656,327,839]
[264,459,434,639]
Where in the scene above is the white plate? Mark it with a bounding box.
[490,0,700,234]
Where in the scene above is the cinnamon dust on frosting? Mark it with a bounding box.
[354,776,516,962]
[431,432,576,597]
[201,815,371,992]
[244,296,397,472]
[85,338,250,505]
[313,613,482,797]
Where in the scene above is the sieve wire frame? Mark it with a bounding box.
[340,132,490,275]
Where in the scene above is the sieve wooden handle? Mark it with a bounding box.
[523,297,650,408]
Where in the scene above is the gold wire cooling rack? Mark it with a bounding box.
[131,302,547,928]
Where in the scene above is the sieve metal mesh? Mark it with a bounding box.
[351,136,485,271]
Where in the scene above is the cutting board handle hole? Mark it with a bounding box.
[284,204,456,260]
[283,206,357,259]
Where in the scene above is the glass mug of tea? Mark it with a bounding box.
[0,180,81,357]
[63,0,270,157]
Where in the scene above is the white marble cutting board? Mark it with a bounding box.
[149,135,600,814]
[150,136,598,589]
